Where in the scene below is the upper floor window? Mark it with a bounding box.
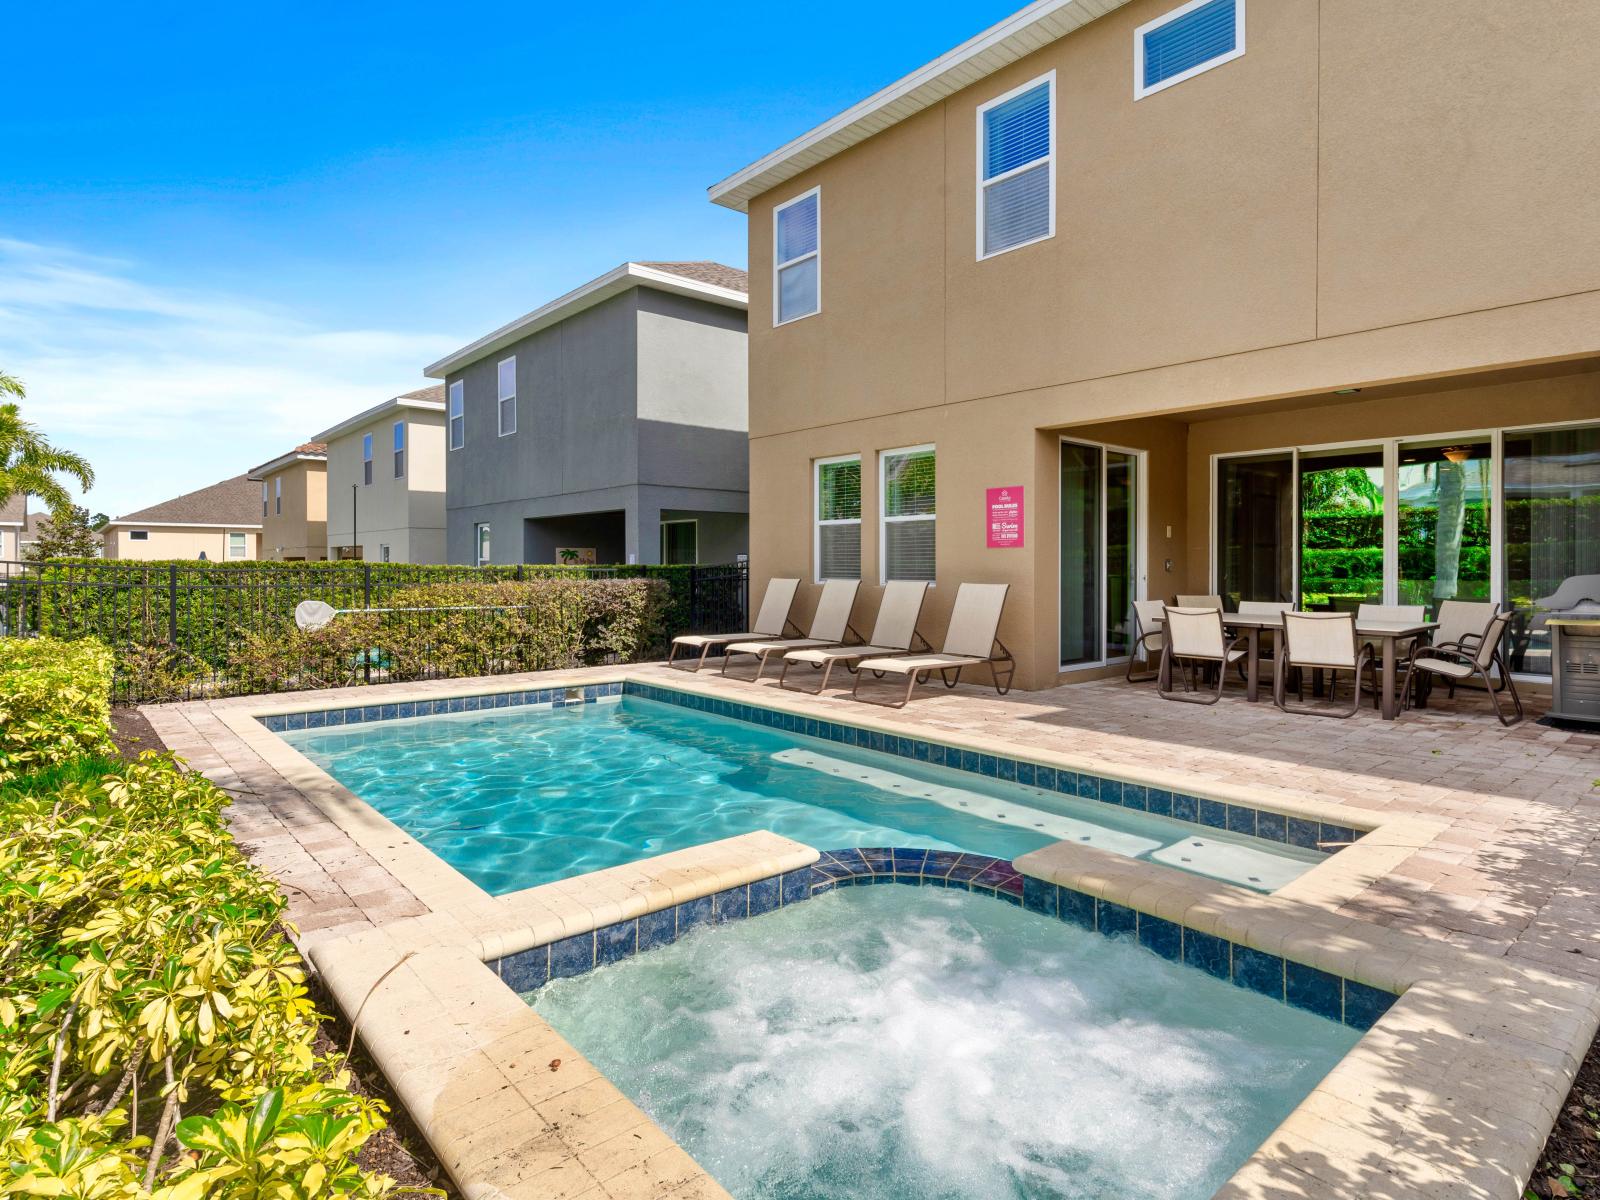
[261,481,268,519]
[361,433,373,485]
[814,455,862,582]
[228,532,247,558]
[773,188,820,325]
[978,74,1054,259]
[880,445,936,583]
[393,421,406,477]
[448,380,464,449]
[498,357,517,436]
[274,476,282,514]
[1135,0,1244,99]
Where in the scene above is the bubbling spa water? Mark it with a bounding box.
[531,886,1358,1200]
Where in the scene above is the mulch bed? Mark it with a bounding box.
[110,705,160,759]
[1528,1043,1600,1198]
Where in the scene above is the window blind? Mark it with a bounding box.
[882,448,936,582]
[816,457,862,580]
[981,81,1051,256]
[1143,0,1237,91]
[448,381,464,449]
[776,192,820,323]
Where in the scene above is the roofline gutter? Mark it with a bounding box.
[246,451,327,480]
[103,521,265,531]
[423,262,749,379]
[311,397,447,445]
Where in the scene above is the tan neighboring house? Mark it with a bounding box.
[314,386,447,563]
[101,476,262,561]
[247,442,329,561]
[710,0,1600,692]
[0,496,23,562]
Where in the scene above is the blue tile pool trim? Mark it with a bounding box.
[493,844,1394,1033]
[256,681,624,732]
[622,681,1362,855]
[1019,874,1397,1031]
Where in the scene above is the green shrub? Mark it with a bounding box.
[0,753,397,1199]
[0,638,115,782]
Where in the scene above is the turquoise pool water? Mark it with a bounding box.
[281,695,1321,895]
[533,885,1358,1200]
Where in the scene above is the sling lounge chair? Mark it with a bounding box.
[779,580,931,694]
[722,578,863,680]
[667,577,801,671]
[850,583,1014,707]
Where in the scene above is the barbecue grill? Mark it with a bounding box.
[1549,610,1600,727]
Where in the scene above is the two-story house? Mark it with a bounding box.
[313,386,447,563]
[101,475,262,560]
[711,0,1600,691]
[246,442,328,561]
[425,261,749,567]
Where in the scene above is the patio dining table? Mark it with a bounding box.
[1156,612,1440,720]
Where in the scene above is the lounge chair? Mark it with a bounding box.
[1273,612,1373,718]
[779,581,930,694]
[722,579,863,680]
[850,583,1014,707]
[1157,607,1246,705]
[666,577,801,671]
[1126,599,1167,683]
[1401,608,1523,726]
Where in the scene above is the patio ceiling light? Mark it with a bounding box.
[1442,446,1474,463]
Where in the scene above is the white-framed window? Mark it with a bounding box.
[362,433,374,485]
[814,454,862,582]
[1135,0,1245,100]
[130,530,149,541]
[773,187,820,325]
[448,380,464,450]
[393,421,406,477]
[228,532,247,558]
[498,357,517,436]
[379,543,391,562]
[879,445,936,583]
[274,476,282,515]
[474,522,491,567]
[660,519,698,566]
[261,481,268,519]
[977,73,1054,260]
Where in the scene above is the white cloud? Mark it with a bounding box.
[0,237,462,519]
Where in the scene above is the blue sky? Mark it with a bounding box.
[1,0,1020,520]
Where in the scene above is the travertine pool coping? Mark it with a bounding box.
[231,670,1600,1199]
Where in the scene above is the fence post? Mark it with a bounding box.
[167,564,179,645]
[362,563,372,610]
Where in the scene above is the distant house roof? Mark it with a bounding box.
[708,0,1133,211]
[0,495,23,525]
[104,474,263,529]
[424,261,749,378]
[247,440,329,480]
[311,385,447,444]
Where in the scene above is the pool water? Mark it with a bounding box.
[532,885,1358,1200]
[281,695,1321,895]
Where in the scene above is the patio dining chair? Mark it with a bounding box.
[851,583,1014,707]
[1156,607,1247,706]
[779,581,931,694]
[667,577,801,671]
[1233,600,1296,682]
[1274,612,1373,719]
[722,578,863,680]
[1400,608,1523,726]
[1355,603,1427,708]
[1176,594,1224,610]
[1126,599,1167,683]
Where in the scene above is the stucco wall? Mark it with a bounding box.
[259,460,328,560]
[325,408,447,563]
[103,527,259,561]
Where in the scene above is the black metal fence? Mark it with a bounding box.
[0,559,747,703]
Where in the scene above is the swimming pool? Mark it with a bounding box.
[280,693,1324,895]
[532,884,1359,1200]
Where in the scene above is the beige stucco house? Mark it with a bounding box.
[101,475,261,561]
[247,442,328,561]
[0,496,24,562]
[314,386,447,563]
[710,0,1600,692]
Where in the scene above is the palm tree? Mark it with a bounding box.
[0,373,94,515]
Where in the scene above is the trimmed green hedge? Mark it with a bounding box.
[0,753,396,1199]
[0,638,115,783]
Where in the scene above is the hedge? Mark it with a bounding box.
[0,638,115,783]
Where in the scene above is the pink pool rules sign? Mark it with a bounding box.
[986,486,1024,549]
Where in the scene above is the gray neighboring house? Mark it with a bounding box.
[424,261,749,567]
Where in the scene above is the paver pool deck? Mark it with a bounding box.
[143,662,1600,1199]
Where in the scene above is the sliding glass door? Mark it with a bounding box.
[1298,446,1384,612]
[1396,438,1492,612]
[1217,453,1294,606]
[1060,440,1140,668]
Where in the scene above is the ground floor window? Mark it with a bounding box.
[814,454,861,581]
[660,520,697,565]
[228,532,247,558]
[880,445,935,583]
[1214,419,1599,677]
[1060,440,1141,668]
[474,522,491,567]
[379,544,390,562]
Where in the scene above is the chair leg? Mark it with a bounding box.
[1481,659,1524,726]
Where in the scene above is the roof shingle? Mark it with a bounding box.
[637,261,748,293]
[110,474,262,527]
